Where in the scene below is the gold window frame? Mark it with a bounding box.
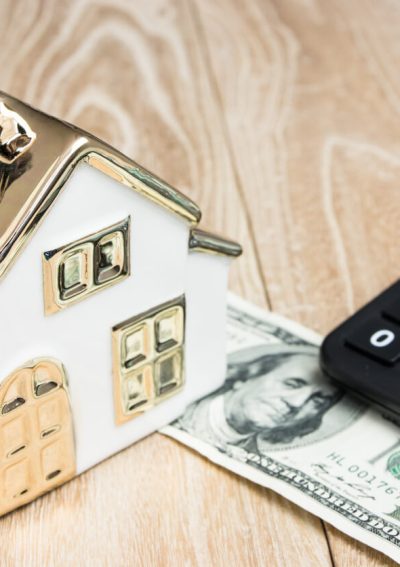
[42,216,130,315]
[112,295,185,425]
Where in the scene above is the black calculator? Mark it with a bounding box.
[320,279,400,423]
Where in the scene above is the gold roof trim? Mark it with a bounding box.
[189,228,242,258]
[85,151,201,225]
[0,92,201,279]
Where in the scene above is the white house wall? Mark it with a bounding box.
[0,162,229,474]
[185,251,229,403]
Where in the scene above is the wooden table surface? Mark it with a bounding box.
[1,0,399,565]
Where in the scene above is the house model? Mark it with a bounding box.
[0,92,241,516]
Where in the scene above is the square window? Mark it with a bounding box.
[155,307,183,353]
[154,349,183,397]
[123,365,154,414]
[95,231,125,284]
[112,296,185,425]
[123,325,150,370]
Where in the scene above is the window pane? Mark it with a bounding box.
[95,231,124,284]
[123,365,154,414]
[155,349,183,396]
[59,251,87,300]
[123,325,148,369]
[158,316,175,344]
[99,242,114,268]
[63,254,82,289]
[155,307,183,353]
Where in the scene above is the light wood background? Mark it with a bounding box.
[0,0,399,565]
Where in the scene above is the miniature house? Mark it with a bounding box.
[0,92,241,515]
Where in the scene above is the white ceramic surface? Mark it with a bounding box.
[0,162,230,473]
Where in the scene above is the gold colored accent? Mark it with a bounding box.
[42,217,130,315]
[85,153,201,226]
[189,228,242,257]
[0,102,36,165]
[113,296,185,425]
[0,91,201,281]
[0,358,75,517]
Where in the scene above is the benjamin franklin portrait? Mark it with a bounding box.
[176,343,365,454]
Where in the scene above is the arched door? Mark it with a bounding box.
[0,358,75,516]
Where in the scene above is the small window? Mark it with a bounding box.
[43,217,130,315]
[155,307,183,353]
[59,246,90,300]
[112,296,185,425]
[124,365,154,413]
[155,350,183,396]
[123,325,149,369]
[61,253,82,290]
[94,231,125,285]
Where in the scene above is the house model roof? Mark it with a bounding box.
[0,92,241,280]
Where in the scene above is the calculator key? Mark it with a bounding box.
[345,317,400,364]
[382,300,400,325]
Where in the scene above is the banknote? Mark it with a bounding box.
[161,293,400,564]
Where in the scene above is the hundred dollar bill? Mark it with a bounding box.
[161,293,400,564]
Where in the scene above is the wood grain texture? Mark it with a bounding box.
[0,0,396,565]
[192,1,400,564]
